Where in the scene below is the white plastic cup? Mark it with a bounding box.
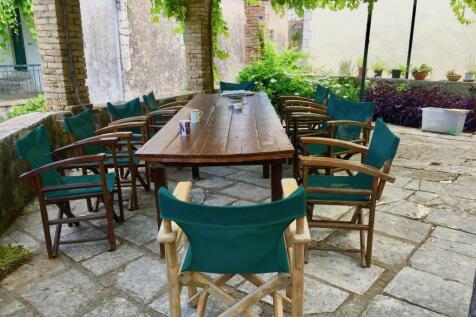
[190,110,203,123]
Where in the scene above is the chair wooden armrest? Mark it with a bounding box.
[283,106,327,116]
[51,138,118,157]
[41,182,103,193]
[96,121,148,134]
[20,154,106,179]
[300,157,396,183]
[109,116,148,125]
[281,178,311,245]
[284,100,327,111]
[146,109,178,117]
[278,96,315,103]
[300,137,369,153]
[158,181,192,244]
[93,131,133,139]
[158,100,188,109]
[327,120,373,129]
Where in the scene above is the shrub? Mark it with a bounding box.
[364,84,476,132]
[8,94,45,119]
[236,43,314,105]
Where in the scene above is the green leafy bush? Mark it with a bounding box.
[236,43,314,105]
[8,94,45,119]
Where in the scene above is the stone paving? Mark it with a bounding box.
[1,125,476,317]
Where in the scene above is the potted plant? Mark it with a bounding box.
[356,57,367,77]
[389,64,407,79]
[446,69,462,81]
[411,64,432,80]
[372,61,386,78]
[465,55,475,82]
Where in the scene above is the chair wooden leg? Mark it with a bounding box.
[187,287,199,308]
[102,191,117,251]
[274,294,284,317]
[145,162,151,191]
[357,208,366,267]
[291,244,305,317]
[128,165,139,211]
[115,176,125,222]
[53,206,64,257]
[365,180,378,267]
[86,198,94,213]
[195,292,208,317]
[165,240,181,317]
[39,199,54,259]
[192,166,200,180]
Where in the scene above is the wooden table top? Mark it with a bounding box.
[135,92,294,164]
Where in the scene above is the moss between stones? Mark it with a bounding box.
[0,245,32,281]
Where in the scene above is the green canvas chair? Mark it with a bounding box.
[64,108,146,210]
[294,93,375,178]
[143,91,183,131]
[106,97,150,138]
[16,124,120,258]
[300,119,399,267]
[220,81,256,92]
[158,179,310,317]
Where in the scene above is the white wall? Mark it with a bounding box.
[307,0,476,79]
[80,0,123,103]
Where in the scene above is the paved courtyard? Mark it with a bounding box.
[1,125,475,317]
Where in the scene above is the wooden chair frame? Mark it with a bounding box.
[62,131,138,211]
[97,121,152,192]
[277,96,328,121]
[299,142,395,267]
[19,143,121,259]
[158,179,310,317]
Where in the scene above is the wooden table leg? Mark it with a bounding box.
[150,165,168,258]
[271,161,283,201]
[192,166,200,180]
[262,164,270,179]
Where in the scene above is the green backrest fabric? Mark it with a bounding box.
[107,97,142,121]
[107,97,142,134]
[143,91,158,112]
[16,124,60,187]
[220,81,256,92]
[159,187,307,274]
[364,118,400,169]
[327,93,375,141]
[64,109,102,155]
[314,85,330,104]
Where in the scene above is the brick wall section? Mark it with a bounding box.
[184,0,214,91]
[32,0,90,110]
[244,2,265,64]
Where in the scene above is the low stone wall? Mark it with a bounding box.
[0,92,197,234]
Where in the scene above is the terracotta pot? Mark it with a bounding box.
[412,71,429,80]
[446,74,462,82]
[358,67,368,78]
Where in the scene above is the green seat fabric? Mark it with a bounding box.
[307,119,400,202]
[314,85,330,104]
[220,81,256,92]
[64,109,102,155]
[45,174,115,199]
[159,187,307,274]
[16,124,116,200]
[307,144,350,156]
[143,91,158,112]
[107,98,142,135]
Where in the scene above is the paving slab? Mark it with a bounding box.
[81,244,143,276]
[378,186,414,205]
[114,214,157,246]
[410,243,476,286]
[312,205,352,220]
[375,211,431,242]
[203,193,237,206]
[327,231,415,266]
[20,268,104,317]
[219,182,270,202]
[60,226,114,261]
[426,209,476,235]
[0,289,26,316]
[380,199,432,220]
[115,256,167,303]
[84,297,148,317]
[306,251,384,295]
[198,166,238,177]
[429,226,476,259]
[194,176,235,190]
[225,170,270,188]
[362,295,445,317]
[384,267,472,317]
[420,180,476,200]
[0,230,40,252]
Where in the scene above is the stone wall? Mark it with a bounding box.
[32,0,90,110]
[0,112,67,233]
[0,92,197,234]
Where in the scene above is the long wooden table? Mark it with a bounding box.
[135,92,294,251]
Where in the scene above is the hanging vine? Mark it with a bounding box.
[0,0,35,51]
